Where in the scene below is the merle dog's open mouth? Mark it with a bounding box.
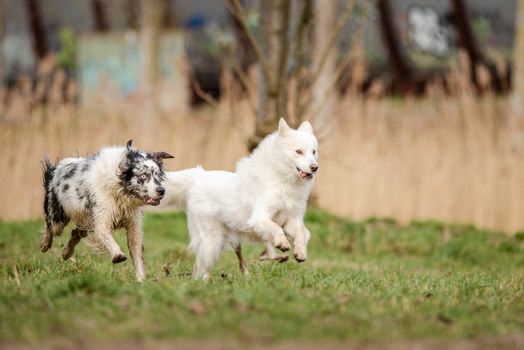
[296,167,313,180]
[146,198,161,206]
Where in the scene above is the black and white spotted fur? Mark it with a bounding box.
[41,140,173,281]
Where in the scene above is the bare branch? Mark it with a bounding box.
[224,56,258,116]
[309,0,357,88]
[191,76,219,107]
[224,0,273,89]
[292,0,312,123]
[305,3,371,122]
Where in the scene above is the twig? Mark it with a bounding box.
[191,76,219,107]
[222,53,258,116]
[12,264,20,287]
[224,0,273,89]
[216,51,257,141]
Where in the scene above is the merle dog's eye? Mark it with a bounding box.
[139,174,147,181]
[295,150,303,155]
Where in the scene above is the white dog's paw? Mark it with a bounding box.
[274,235,291,252]
[259,249,289,263]
[293,252,307,263]
[293,248,307,262]
[193,273,210,281]
[136,275,145,283]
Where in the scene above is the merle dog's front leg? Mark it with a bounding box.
[93,218,127,264]
[126,214,145,282]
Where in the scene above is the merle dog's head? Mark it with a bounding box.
[119,140,174,206]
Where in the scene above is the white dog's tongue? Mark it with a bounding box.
[299,170,308,179]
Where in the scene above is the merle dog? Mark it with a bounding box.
[41,140,173,281]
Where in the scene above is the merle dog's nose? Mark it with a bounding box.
[156,187,165,196]
[310,164,318,173]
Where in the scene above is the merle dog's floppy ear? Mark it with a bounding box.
[126,140,133,150]
[298,121,313,133]
[150,152,174,163]
[278,117,291,135]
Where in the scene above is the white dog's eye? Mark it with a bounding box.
[313,150,316,155]
[295,150,303,155]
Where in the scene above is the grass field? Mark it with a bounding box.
[1,209,524,348]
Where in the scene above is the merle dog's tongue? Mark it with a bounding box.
[146,198,160,206]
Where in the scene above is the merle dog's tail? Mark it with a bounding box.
[162,167,203,209]
[42,159,56,223]
[42,159,56,190]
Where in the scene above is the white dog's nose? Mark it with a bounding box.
[310,164,318,173]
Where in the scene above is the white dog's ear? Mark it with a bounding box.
[278,118,291,135]
[298,121,313,133]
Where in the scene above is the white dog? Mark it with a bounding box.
[41,140,173,281]
[163,118,319,279]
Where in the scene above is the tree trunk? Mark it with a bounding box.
[125,0,139,29]
[25,0,47,59]
[0,0,4,80]
[377,0,413,93]
[91,0,109,31]
[513,0,524,115]
[311,0,336,127]
[250,0,291,150]
[452,0,483,89]
[140,0,164,86]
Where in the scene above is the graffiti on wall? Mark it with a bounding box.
[78,31,185,98]
[408,6,450,58]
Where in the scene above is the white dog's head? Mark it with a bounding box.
[276,118,319,182]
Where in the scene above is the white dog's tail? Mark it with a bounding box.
[162,167,202,209]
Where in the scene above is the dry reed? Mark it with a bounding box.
[1,57,524,233]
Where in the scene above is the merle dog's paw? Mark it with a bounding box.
[112,254,127,264]
[62,244,78,261]
[62,248,73,261]
[40,236,53,253]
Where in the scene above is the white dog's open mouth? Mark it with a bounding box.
[296,167,313,180]
[146,198,161,206]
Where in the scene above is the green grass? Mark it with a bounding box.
[1,209,524,344]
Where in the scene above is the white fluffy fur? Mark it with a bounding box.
[163,119,319,279]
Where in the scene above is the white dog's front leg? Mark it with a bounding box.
[126,214,145,282]
[248,199,290,251]
[284,220,311,262]
[249,217,290,252]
